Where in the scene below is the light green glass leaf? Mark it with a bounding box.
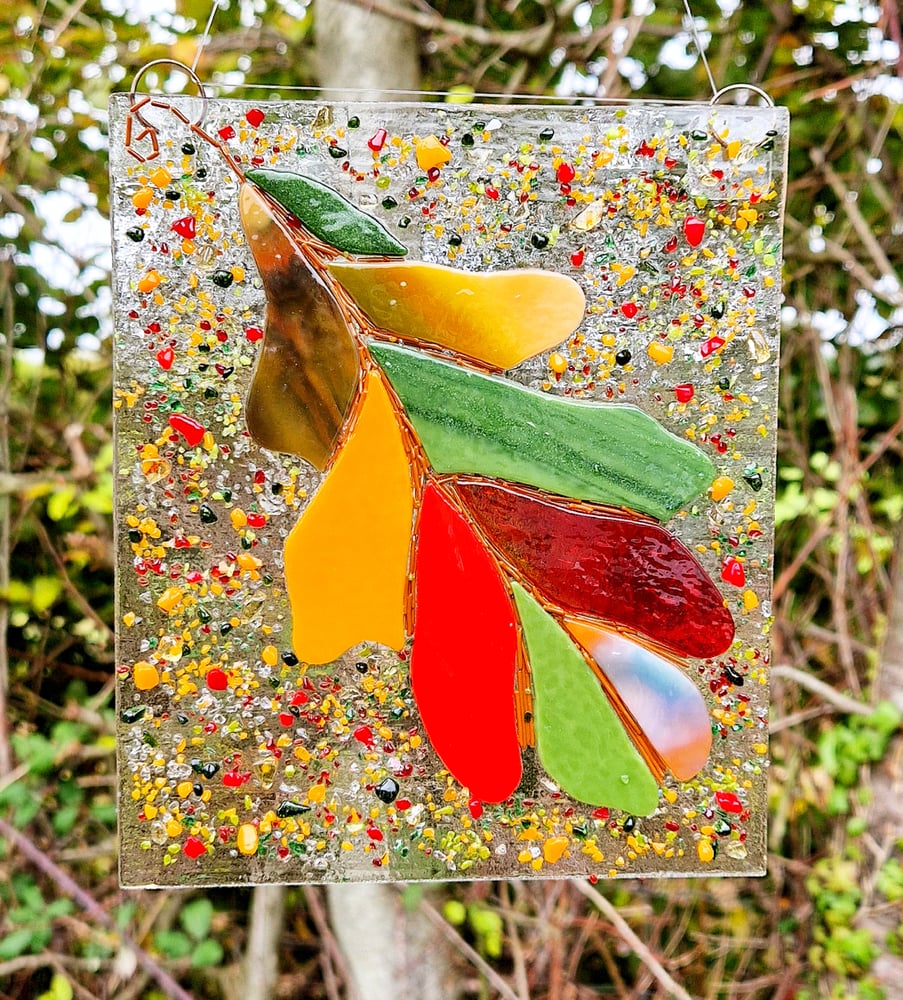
[511,584,659,814]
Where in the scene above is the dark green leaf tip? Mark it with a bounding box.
[246,168,408,257]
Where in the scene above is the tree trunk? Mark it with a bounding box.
[311,6,458,996]
[315,0,419,101]
[328,884,459,1000]
[242,885,286,999]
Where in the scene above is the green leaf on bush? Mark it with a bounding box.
[180,897,213,940]
[1,579,31,605]
[47,486,77,522]
[82,483,113,514]
[45,898,74,919]
[154,929,193,959]
[12,732,57,775]
[52,803,80,835]
[31,575,62,613]
[190,938,224,968]
[0,927,36,959]
[90,801,117,826]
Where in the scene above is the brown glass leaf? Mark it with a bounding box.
[239,184,359,470]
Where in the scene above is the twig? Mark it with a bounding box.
[419,896,525,1000]
[771,663,873,716]
[772,520,832,602]
[0,760,30,797]
[0,953,110,977]
[770,703,833,735]
[303,886,350,1000]
[0,471,85,496]
[572,880,694,1000]
[501,885,531,1000]
[784,215,903,309]
[810,147,900,286]
[587,924,632,998]
[31,515,113,643]
[62,423,94,481]
[345,0,556,55]
[0,817,196,1000]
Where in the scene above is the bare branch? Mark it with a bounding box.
[418,895,526,1000]
[344,0,557,55]
[572,880,695,1000]
[771,663,874,717]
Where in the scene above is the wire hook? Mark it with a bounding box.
[128,59,209,129]
[710,83,775,108]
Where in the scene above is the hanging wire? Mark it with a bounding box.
[190,0,223,76]
[208,83,723,105]
[129,71,776,110]
[129,0,775,109]
[682,0,719,100]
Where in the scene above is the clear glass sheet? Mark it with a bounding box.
[111,93,787,886]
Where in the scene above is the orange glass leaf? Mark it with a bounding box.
[566,620,712,782]
[328,259,586,369]
[283,371,414,663]
[411,484,522,803]
[240,184,359,470]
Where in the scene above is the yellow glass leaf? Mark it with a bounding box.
[284,370,414,664]
[328,260,586,369]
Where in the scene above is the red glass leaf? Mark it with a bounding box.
[454,480,734,659]
[411,484,521,803]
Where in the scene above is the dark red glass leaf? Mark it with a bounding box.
[411,483,521,803]
[454,480,734,659]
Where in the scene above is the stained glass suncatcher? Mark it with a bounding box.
[111,91,787,886]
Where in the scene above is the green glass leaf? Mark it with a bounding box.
[246,169,408,257]
[511,583,659,814]
[370,342,715,521]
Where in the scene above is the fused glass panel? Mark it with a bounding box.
[111,94,787,886]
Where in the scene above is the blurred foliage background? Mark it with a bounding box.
[1,0,903,997]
